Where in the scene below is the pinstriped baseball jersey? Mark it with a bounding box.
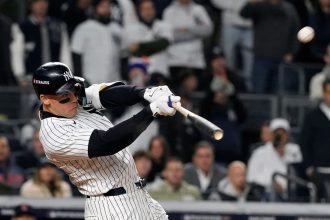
[39,106,139,196]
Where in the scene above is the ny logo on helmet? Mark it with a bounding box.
[63,71,73,81]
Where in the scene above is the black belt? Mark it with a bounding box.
[87,179,146,198]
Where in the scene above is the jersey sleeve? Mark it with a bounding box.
[40,118,93,160]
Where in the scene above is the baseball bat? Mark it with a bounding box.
[172,102,224,140]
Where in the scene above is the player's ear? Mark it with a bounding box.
[40,95,51,106]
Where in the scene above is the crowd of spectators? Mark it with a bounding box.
[0,0,330,204]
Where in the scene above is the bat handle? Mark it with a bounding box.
[172,102,190,117]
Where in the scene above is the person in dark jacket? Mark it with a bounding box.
[20,0,71,75]
[300,78,330,202]
[240,0,300,93]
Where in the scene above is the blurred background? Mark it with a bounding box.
[0,0,330,219]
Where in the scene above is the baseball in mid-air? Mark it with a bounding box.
[297,26,315,43]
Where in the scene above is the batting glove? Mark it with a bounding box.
[143,86,174,103]
[150,95,181,117]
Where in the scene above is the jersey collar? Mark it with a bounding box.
[39,105,67,120]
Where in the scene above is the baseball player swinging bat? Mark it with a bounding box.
[172,102,224,140]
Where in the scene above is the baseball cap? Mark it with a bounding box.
[270,118,290,132]
[13,204,36,217]
[211,46,225,59]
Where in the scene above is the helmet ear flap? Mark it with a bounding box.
[73,77,86,105]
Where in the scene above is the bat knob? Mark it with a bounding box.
[213,130,224,140]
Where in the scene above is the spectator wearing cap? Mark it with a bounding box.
[268,118,302,164]
[123,0,173,78]
[11,204,37,220]
[247,118,302,201]
[19,0,71,75]
[71,0,123,84]
[20,162,72,198]
[300,79,330,202]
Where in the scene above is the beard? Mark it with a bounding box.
[96,14,111,24]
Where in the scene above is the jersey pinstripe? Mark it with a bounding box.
[39,106,139,196]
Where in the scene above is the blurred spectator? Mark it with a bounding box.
[47,0,67,19]
[133,150,152,183]
[132,0,172,19]
[15,130,48,170]
[240,0,300,93]
[247,118,302,201]
[218,161,263,201]
[19,0,71,75]
[210,47,247,93]
[247,130,288,201]
[115,0,138,26]
[146,135,169,182]
[20,162,72,198]
[11,204,37,220]
[179,70,199,93]
[247,120,272,159]
[200,71,247,164]
[300,78,330,202]
[308,0,330,63]
[184,141,226,200]
[61,0,93,37]
[0,136,26,194]
[0,12,24,86]
[210,0,253,90]
[163,0,213,89]
[20,101,40,147]
[148,157,201,201]
[71,0,122,83]
[269,118,302,164]
[124,0,173,77]
[310,44,330,101]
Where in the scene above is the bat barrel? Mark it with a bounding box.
[188,114,224,141]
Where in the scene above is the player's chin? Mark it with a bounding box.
[67,108,78,118]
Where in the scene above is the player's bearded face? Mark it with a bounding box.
[41,92,78,118]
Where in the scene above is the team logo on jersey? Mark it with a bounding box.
[63,71,73,81]
[33,79,50,85]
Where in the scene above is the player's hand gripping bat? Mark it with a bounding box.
[172,102,224,140]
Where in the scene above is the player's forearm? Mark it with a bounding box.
[99,85,146,108]
[88,106,154,158]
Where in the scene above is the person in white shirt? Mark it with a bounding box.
[124,0,173,77]
[247,118,302,201]
[163,0,213,88]
[310,44,330,102]
[71,0,122,84]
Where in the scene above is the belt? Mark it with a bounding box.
[87,179,146,198]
